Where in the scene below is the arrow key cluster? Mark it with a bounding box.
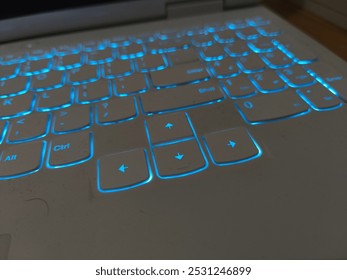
[145,112,208,178]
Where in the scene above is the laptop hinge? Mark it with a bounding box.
[167,0,224,19]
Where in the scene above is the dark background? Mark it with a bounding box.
[0,0,122,19]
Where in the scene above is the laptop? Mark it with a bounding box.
[0,0,347,260]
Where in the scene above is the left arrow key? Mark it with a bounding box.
[98,148,152,193]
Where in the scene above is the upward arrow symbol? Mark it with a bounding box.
[165,123,174,129]
[227,140,236,149]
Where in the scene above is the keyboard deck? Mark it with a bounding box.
[0,15,346,193]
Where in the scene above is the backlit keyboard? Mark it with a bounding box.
[0,16,346,192]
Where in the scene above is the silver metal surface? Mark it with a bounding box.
[0,6,347,259]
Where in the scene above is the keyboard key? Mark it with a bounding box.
[147,37,190,54]
[227,19,248,29]
[0,76,30,98]
[131,32,156,43]
[234,89,310,124]
[152,139,207,178]
[156,29,183,40]
[277,65,315,87]
[118,43,145,59]
[249,70,286,93]
[20,58,52,76]
[26,48,54,60]
[213,29,236,43]
[237,53,266,73]
[47,131,92,168]
[209,57,239,78]
[136,54,167,72]
[204,22,227,32]
[256,25,281,37]
[247,36,275,53]
[54,43,82,55]
[53,53,84,70]
[305,62,347,102]
[76,80,111,104]
[108,36,130,48]
[83,39,107,52]
[97,148,151,192]
[199,44,226,61]
[68,65,99,85]
[114,73,148,96]
[8,113,50,143]
[36,87,73,112]
[167,49,200,65]
[204,127,261,165]
[0,63,20,80]
[102,60,133,78]
[260,50,293,69]
[236,26,260,40]
[0,141,45,179]
[225,40,250,57]
[0,52,26,65]
[145,112,194,145]
[274,37,317,64]
[0,93,34,119]
[150,61,210,87]
[140,80,224,114]
[246,16,271,27]
[222,75,257,98]
[86,48,115,65]
[96,97,137,125]
[297,84,342,111]
[191,32,215,47]
[53,105,91,133]
[31,71,65,92]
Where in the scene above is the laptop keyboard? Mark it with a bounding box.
[0,16,346,192]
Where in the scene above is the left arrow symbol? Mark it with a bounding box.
[118,164,128,173]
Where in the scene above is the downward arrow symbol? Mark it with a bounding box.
[174,153,184,160]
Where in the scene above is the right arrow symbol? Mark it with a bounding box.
[227,140,236,149]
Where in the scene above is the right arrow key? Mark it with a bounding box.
[203,127,262,165]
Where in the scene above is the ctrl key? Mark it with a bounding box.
[47,131,93,168]
[97,148,152,193]
[0,141,45,179]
